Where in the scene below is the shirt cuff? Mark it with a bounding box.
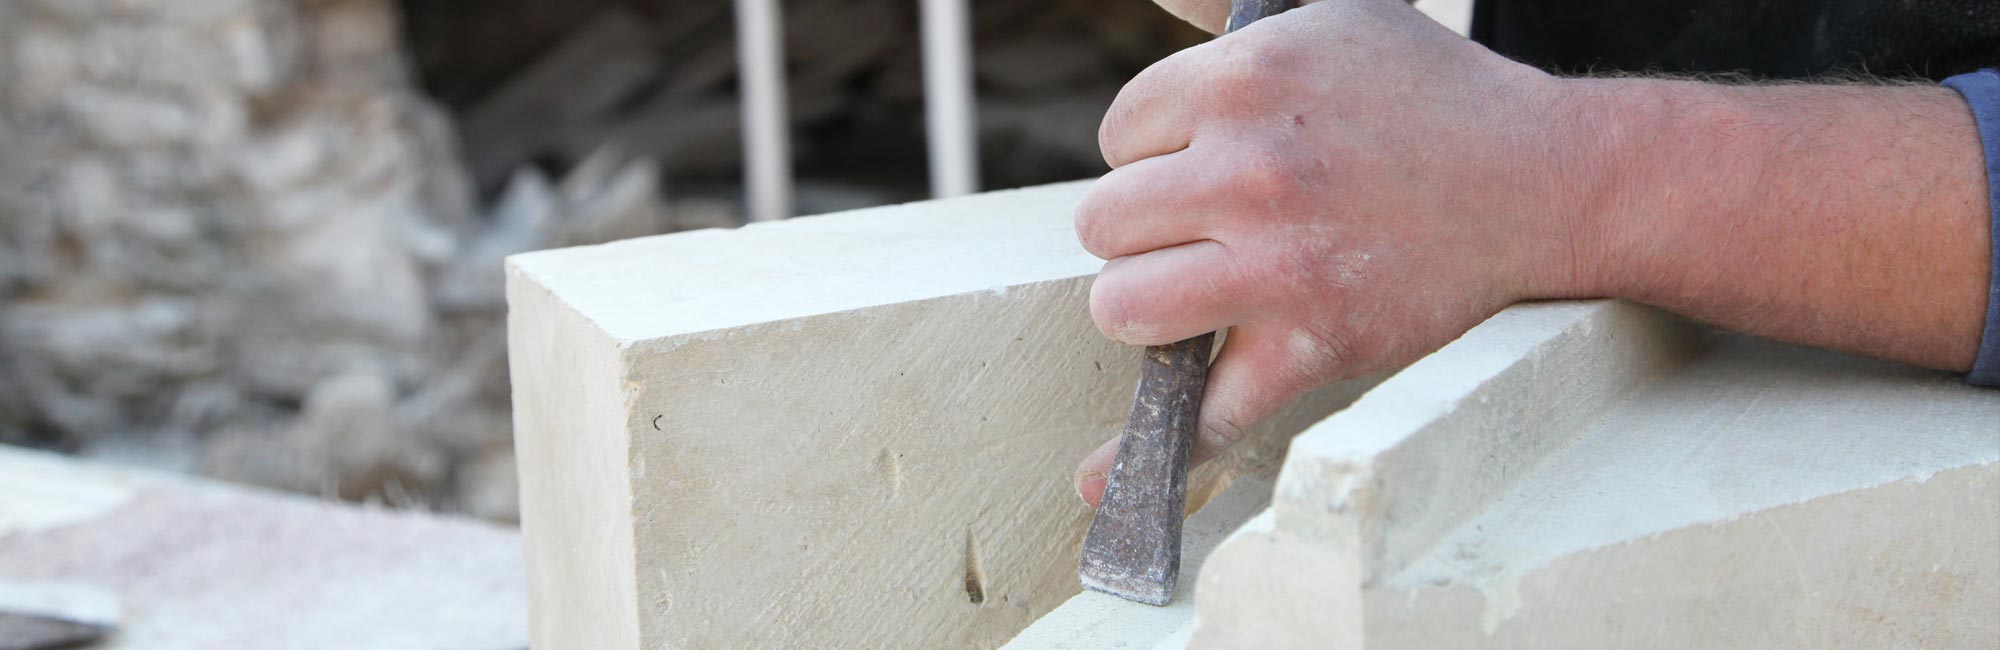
[1942,68,2000,386]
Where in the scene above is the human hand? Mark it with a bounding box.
[1074,0,1617,506]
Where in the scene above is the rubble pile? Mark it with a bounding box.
[0,0,666,520]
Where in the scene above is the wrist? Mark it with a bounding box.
[1517,76,1665,302]
[1544,76,1758,304]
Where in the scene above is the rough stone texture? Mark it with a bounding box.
[1005,477,1273,650]
[1183,301,2000,648]
[1001,301,1996,648]
[505,182,1376,649]
[0,0,676,519]
[0,0,463,488]
[0,444,527,649]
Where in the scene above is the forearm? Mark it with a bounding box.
[1571,78,1992,371]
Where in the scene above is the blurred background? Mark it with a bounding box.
[0,0,1214,522]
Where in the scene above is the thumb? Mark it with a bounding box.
[1074,324,1324,507]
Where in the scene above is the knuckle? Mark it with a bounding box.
[1211,65,1272,104]
[1231,144,1304,204]
[1202,413,1253,450]
[1287,324,1361,384]
[1238,39,1294,75]
[1213,40,1299,100]
[1101,50,1191,167]
[1196,251,1250,309]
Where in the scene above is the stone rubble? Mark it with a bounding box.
[0,0,681,522]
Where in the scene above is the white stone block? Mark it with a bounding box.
[1184,300,2000,648]
[505,182,1372,648]
[1002,476,1274,650]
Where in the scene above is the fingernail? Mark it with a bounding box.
[1075,470,1107,507]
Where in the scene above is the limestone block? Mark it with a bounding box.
[505,181,1374,649]
[1184,300,2000,648]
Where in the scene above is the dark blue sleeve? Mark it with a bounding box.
[1942,69,2000,386]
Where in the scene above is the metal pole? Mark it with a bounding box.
[919,0,979,198]
[734,0,793,221]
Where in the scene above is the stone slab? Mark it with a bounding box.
[0,445,527,650]
[1182,300,2000,648]
[505,181,1376,648]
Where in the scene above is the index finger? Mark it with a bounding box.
[1098,42,1212,168]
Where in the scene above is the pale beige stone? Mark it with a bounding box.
[512,184,1996,648]
[508,251,643,650]
[506,182,1373,648]
[1183,300,2000,648]
[1002,476,1274,650]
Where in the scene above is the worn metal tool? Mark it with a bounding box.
[1078,0,1300,607]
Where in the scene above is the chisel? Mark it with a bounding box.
[1077,0,1301,607]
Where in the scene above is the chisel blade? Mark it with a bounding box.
[1077,333,1212,605]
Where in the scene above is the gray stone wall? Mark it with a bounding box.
[0,0,517,518]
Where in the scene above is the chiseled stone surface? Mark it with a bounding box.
[506,182,1372,649]
[1003,477,1274,650]
[0,444,527,649]
[512,179,1996,648]
[1184,301,2000,649]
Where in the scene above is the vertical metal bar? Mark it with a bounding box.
[734,0,793,221]
[919,0,979,198]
